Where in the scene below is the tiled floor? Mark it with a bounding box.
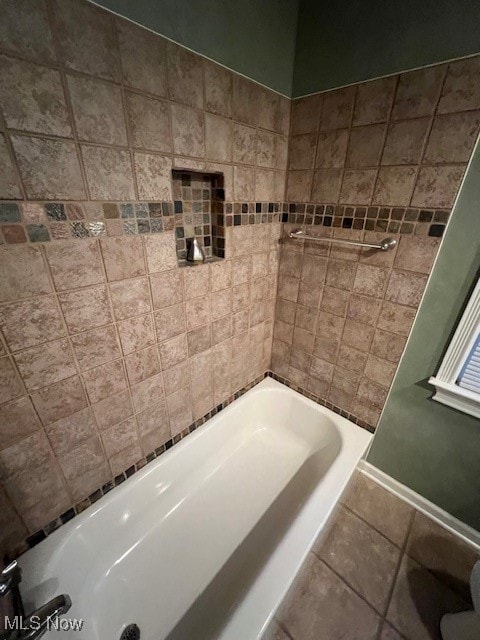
[263,471,480,640]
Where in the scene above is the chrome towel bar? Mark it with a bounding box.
[288,229,397,252]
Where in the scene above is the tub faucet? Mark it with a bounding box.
[0,560,72,640]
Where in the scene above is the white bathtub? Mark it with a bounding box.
[19,378,371,640]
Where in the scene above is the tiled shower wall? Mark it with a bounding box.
[271,55,480,428]
[0,0,287,557]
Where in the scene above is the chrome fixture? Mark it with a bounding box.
[288,229,397,251]
[186,237,206,263]
[0,560,72,640]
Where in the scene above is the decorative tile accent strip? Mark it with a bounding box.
[0,201,286,245]
[282,204,450,238]
[15,372,270,560]
[266,371,375,434]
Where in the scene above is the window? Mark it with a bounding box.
[429,277,480,418]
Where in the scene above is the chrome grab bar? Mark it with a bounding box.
[288,229,397,251]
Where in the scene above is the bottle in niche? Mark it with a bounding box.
[186,237,205,264]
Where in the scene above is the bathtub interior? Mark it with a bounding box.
[20,380,356,640]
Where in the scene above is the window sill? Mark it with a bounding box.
[429,376,480,419]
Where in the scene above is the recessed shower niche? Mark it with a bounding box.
[172,170,225,265]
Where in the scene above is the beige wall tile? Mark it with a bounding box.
[311,168,342,203]
[71,324,121,371]
[0,396,41,449]
[116,19,167,97]
[167,42,204,109]
[12,134,85,200]
[124,345,160,385]
[321,87,355,130]
[0,356,23,404]
[154,303,186,342]
[0,0,55,64]
[52,0,120,81]
[117,313,155,355]
[166,386,192,436]
[0,55,71,136]
[134,152,172,200]
[316,129,349,168]
[382,118,430,165]
[126,92,171,153]
[81,145,135,200]
[101,236,145,281]
[286,170,313,201]
[144,233,177,273]
[101,415,137,457]
[31,375,87,426]
[438,56,480,114]
[150,270,183,309]
[46,406,97,456]
[394,236,440,274]
[0,134,22,199]
[346,124,385,167]
[204,60,232,118]
[392,66,446,120]
[205,113,233,162]
[14,338,77,390]
[58,285,112,334]
[0,295,65,352]
[82,358,127,404]
[233,166,256,200]
[0,430,52,482]
[110,277,152,320]
[289,134,316,170]
[291,94,322,135]
[46,239,104,291]
[340,169,376,205]
[385,269,428,307]
[67,74,126,145]
[353,77,396,126]
[171,103,205,157]
[233,123,257,165]
[136,401,169,440]
[424,111,480,163]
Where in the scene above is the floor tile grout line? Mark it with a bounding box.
[376,508,417,639]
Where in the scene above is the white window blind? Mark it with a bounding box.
[429,277,480,419]
[457,333,480,393]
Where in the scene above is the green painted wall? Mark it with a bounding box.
[293,0,480,96]
[368,142,480,531]
[92,0,299,96]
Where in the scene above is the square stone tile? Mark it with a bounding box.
[438,56,480,114]
[392,66,446,120]
[233,123,257,165]
[109,277,151,320]
[278,553,380,640]
[167,42,204,109]
[101,236,145,281]
[385,269,428,307]
[291,94,322,135]
[370,328,407,363]
[52,0,120,81]
[315,504,401,612]
[353,263,389,298]
[0,0,55,64]
[82,358,127,404]
[154,303,186,342]
[411,166,465,208]
[81,145,135,200]
[0,295,65,352]
[321,86,356,130]
[343,472,414,546]
[340,169,376,205]
[382,119,430,165]
[0,134,22,199]
[394,236,440,274]
[386,555,468,640]
[67,74,126,145]
[58,285,112,334]
[205,113,233,163]
[0,55,71,136]
[126,92,171,153]
[116,18,167,97]
[12,134,85,200]
[171,103,205,157]
[117,313,155,355]
[166,385,193,436]
[46,239,104,291]
[346,124,385,167]
[364,354,397,387]
[13,338,77,390]
[0,396,41,449]
[45,406,97,456]
[423,111,480,164]
[316,129,349,168]
[144,234,177,274]
[289,134,316,170]
[30,375,87,426]
[353,77,397,126]
[124,345,160,386]
[71,324,121,371]
[134,152,172,200]
[373,166,417,207]
[204,60,232,118]
[0,356,23,405]
[377,301,416,337]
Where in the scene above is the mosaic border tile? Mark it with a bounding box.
[282,203,450,238]
[14,371,374,560]
[0,201,286,246]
